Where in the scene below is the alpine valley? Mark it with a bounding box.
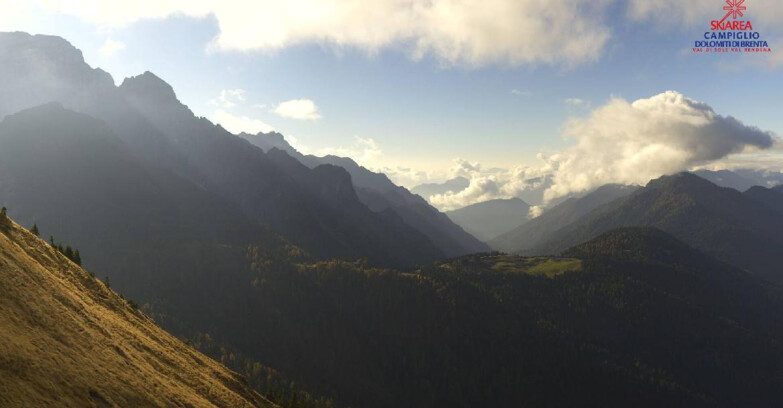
[2,31,783,408]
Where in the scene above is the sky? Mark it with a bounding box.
[1,0,782,209]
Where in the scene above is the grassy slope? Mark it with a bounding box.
[0,217,275,408]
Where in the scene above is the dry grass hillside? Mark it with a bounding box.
[0,215,276,408]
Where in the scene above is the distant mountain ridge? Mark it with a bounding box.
[445,198,530,242]
[239,131,489,256]
[694,169,783,191]
[490,184,638,252]
[410,177,470,200]
[523,173,783,283]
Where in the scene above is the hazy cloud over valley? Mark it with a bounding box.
[412,91,778,211]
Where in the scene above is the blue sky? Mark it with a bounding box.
[2,0,781,205]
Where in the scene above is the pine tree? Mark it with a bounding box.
[104,275,111,289]
[31,224,39,236]
[73,250,82,266]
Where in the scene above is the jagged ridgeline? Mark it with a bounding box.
[0,32,463,282]
[0,215,273,408]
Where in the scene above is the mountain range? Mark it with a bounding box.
[4,30,783,408]
[502,173,783,284]
[0,32,477,269]
[239,131,488,256]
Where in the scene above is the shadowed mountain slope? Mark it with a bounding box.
[239,131,488,256]
[490,184,638,252]
[0,103,286,306]
[526,173,783,283]
[744,185,783,215]
[445,198,530,242]
[119,71,444,267]
[0,32,444,268]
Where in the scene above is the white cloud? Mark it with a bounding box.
[0,1,41,31]
[510,89,532,97]
[381,166,439,189]
[693,150,783,173]
[423,91,777,211]
[318,136,382,167]
[427,158,554,211]
[212,108,275,134]
[527,205,545,219]
[99,37,125,57]
[208,89,246,108]
[272,98,322,120]
[542,90,776,201]
[35,0,613,68]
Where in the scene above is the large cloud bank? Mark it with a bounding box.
[34,0,611,68]
[427,91,777,211]
[544,91,775,200]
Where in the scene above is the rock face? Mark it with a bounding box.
[0,216,274,408]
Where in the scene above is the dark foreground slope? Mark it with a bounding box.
[222,227,783,408]
[0,215,273,408]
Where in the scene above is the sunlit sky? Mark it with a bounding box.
[1,0,782,191]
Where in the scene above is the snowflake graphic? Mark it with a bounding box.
[722,0,747,20]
